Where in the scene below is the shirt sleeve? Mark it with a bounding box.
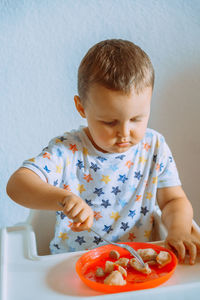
[157,136,181,188]
[22,137,67,187]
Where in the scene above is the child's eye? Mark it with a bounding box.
[103,121,117,126]
[131,118,142,122]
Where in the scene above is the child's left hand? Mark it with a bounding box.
[164,229,200,264]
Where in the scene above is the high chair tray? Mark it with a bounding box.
[1,225,200,300]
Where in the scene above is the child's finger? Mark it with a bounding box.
[73,216,93,232]
[66,204,83,219]
[168,240,186,262]
[73,209,89,223]
[184,241,197,264]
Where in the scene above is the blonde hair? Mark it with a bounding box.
[78,39,154,103]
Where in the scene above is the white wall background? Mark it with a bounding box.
[0,0,200,228]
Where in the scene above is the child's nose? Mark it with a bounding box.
[118,122,130,137]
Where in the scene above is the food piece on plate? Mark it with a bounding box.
[109,250,120,259]
[146,260,157,266]
[137,248,157,261]
[114,264,127,278]
[105,261,115,273]
[115,257,129,267]
[130,258,151,274]
[104,270,126,286]
[156,251,172,268]
[95,267,105,277]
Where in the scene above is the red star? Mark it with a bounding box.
[69,144,78,154]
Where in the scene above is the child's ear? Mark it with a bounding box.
[74,95,86,118]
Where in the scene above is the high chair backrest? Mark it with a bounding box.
[28,210,56,255]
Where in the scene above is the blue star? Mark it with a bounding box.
[109,165,119,171]
[101,199,111,208]
[97,156,107,162]
[90,162,100,172]
[111,186,121,195]
[159,163,164,171]
[118,199,128,208]
[135,219,143,228]
[134,170,143,180]
[85,199,93,206]
[169,156,173,163]
[115,154,126,160]
[54,179,58,186]
[153,154,157,163]
[75,236,86,245]
[103,225,113,234]
[120,222,129,231]
[128,210,136,218]
[53,244,60,250]
[140,206,149,216]
[93,236,103,245]
[44,165,51,173]
[76,160,84,169]
[56,148,63,157]
[94,187,104,197]
[118,174,128,183]
[135,149,139,155]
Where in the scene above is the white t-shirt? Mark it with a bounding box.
[23,127,181,254]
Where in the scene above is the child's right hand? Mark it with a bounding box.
[61,193,94,232]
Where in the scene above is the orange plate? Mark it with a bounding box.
[76,242,177,293]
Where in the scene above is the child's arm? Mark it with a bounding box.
[6,167,93,231]
[157,186,200,264]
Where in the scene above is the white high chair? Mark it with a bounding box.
[27,205,168,255]
[1,207,200,300]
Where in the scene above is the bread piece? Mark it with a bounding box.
[130,258,151,274]
[137,248,157,261]
[115,257,129,267]
[156,251,172,268]
[104,270,126,286]
[109,250,120,259]
[105,261,115,273]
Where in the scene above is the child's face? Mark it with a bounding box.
[74,84,152,153]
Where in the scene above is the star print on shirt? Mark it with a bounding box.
[69,144,78,154]
[118,199,128,208]
[90,162,100,172]
[115,155,126,160]
[53,244,60,250]
[75,236,86,245]
[85,199,93,206]
[43,152,51,159]
[103,225,113,234]
[53,179,58,186]
[56,211,66,220]
[120,222,129,231]
[169,156,173,163]
[94,187,105,197]
[76,160,84,169]
[153,154,157,163]
[44,165,51,173]
[134,171,143,180]
[140,206,149,216]
[118,174,128,183]
[128,210,136,218]
[159,163,164,171]
[101,199,111,208]
[56,148,63,157]
[93,236,103,245]
[109,165,119,171]
[97,156,107,162]
[111,186,121,195]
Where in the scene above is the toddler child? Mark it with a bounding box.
[7,39,200,263]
